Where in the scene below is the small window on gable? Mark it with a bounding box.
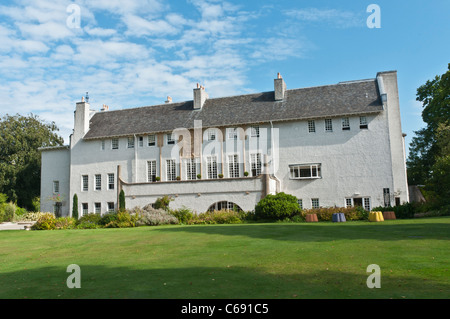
[53,181,60,194]
[360,116,368,129]
[308,120,315,133]
[325,119,333,132]
[166,133,175,145]
[101,140,105,150]
[127,137,135,148]
[148,134,156,146]
[112,138,119,149]
[207,129,216,141]
[138,136,144,147]
[342,117,350,131]
[251,125,260,138]
[227,128,238,140]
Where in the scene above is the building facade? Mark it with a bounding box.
[40,71,409,216]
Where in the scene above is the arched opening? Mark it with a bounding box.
[208,201,243,212]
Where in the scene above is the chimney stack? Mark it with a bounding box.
[193,84,208,110]
[274,73,286,101]
[165,96,173,104]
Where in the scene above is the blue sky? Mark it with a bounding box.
[0,0,449,155]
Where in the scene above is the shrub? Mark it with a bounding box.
[170,206,194,224]
[154,195,173,210]
[99,212,118,226]
[16,212,49,222]
[72,194,78,220]
[254,192,301,221]
[77,213,102,229]
[1,202,16,222]
[189,210,244,224]
[32,213,56,230]
[119,190,126,212]
[55,217,77,230]
[104,211,139,228]
[372,202,417,219]
[136,205,178,226]
[302,206,369,222]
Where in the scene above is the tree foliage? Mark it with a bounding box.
[407,64,450,206]
[0,114,64,209]
[407,64,450,185]
[254,192,301,220]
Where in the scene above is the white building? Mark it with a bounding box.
[40,71,409,216]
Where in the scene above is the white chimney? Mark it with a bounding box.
[193,83,208,109]
[274,73,286,101]
[72,97,90,146]
[165,96,173,104]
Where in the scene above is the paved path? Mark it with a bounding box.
[0,222,34,231]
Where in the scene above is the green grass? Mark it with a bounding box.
[0,217,449,299]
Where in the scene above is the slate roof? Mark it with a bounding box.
[83,78,383,140]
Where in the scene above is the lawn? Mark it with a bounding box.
[0,217,449,299]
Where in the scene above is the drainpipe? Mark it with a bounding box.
[269,121,281,193]
[134,134,138,183]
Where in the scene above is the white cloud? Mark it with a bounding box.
[284,8,364,28]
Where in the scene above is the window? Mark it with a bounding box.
[383,188,390,207]
[360,116,368,129]
[101,140,105,150]
[148,134,156,146]
[127,137,135,148]
[138,136,144,147]
[228,154,240,178]
[107,202,115,213]
[364,198,371,211]
[297,199,303,210]
[166,133,175,145]
[250,153,262,176]
[95,202,101,214]
[206,156,218,179]
[207,129,216,141]
[95,174,101,191]
[147,161,157,182]
[82,175,88,191]
[345,198,353,207]
[342,117,350,130]
[82,203,88,216]
[112,138,119,149]
[311,198,320,209]
[308,120,315,133]
[53,181,59,194]
[108,173,115,190]
[251,125,260,138]
[208,201,242,212]
[289,164,321,179]
[166,159,176,181]
[325,119,333,132]
[227,128,238,140]
[186,158,197,180]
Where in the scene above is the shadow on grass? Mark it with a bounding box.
[150,221,450,243]
[1,264,448,299]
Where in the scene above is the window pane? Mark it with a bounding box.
[311,198,319,209]
[342,117,350,130]
[166,159,176,181]
[186,158,197,180]
[325,119,333,132]
[228,155,239,178]
[207,156,218,179]
[360,116,368,129]
[82,175,88,191]
[147,161,156,182]
[128,137,135,148]
[148,135,156,146]
[308,120,315,133]
[108,174,115,190]
[112,138,119,149]
[251,125,260,137]
[95,174,101,190]
[250,153,262,176]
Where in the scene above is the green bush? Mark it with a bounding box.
[154,195,173,210]
[32,213,56,230]
[104,211,139,228]
[302,206,369,222]
[72,194,78,220]
[372,202,418,219]
[99,212,118,226]
[170,206,194,224]
[189,210,244,224]
[55,217,77,230]
[76,213,102,228]
[0,202,16,222]
[119,190,126,212]
[136,205,178,226]
[254,192,301,221]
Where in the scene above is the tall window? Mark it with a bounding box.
[101,140,105,150]
[95,202,101,214]
[311,198,320,209]
[127,137,135,148]
[166,159,176,181]
[345,198,353,207]
[364,198,371,211]
[325,119,333,132]
[383,188,390,207]
[289,164,321,179]
[308,120,316,133]
[251,125,260,138]
[82,175,88,191]
[147,161,157,182]
[228,154,240,178]
[107,202,115,213]
[207,156,218,179]
[95,174,101,191]
[360,116,368,129]
[53,181,59,194]
[148,134,156,146]
[342,117,350,131]
[297,199,303,210]
[186,158,197,180]
[108,173,115,190]
[112,138,119,150]
[250,153,262,176]
[166,133,175,145]
[82,203,88,215]
[138,136,144,147]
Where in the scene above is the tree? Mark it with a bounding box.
[407,64,450,185]
[254,192,301,220]
[119,189,126,212]
[0,114,64,210]
[72,194,78,220]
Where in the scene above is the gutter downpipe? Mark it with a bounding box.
[269,120,281,193]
